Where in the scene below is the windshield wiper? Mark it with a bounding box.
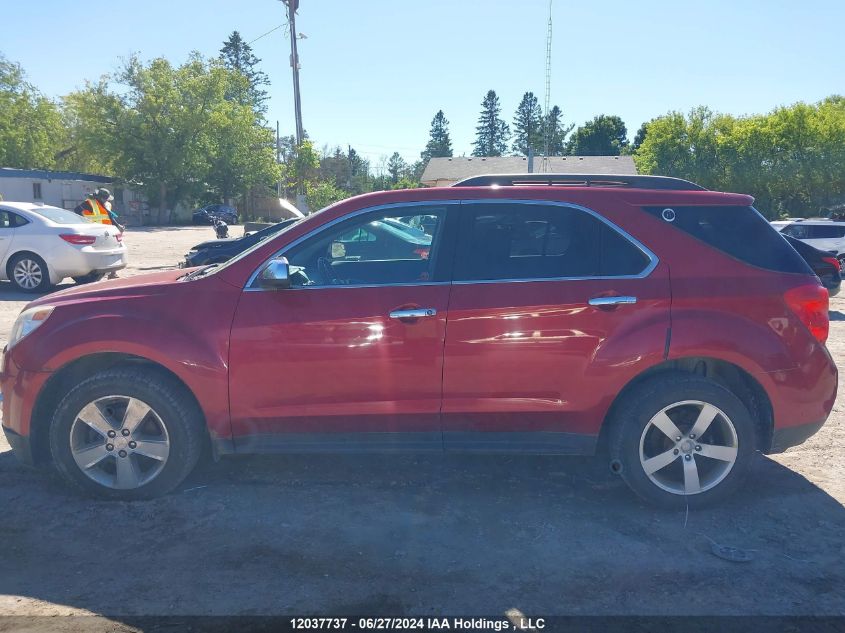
[181,263,220,281]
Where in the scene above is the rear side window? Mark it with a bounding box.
[643,205,811,274]
[454,203,651,282]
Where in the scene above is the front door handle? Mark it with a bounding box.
[588,296,637,307]
[389,308,437,320]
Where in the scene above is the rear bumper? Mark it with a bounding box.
[51,246,128,282]
[768,418,826,454]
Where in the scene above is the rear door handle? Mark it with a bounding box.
[588,296,637,307]
[389,308,437,320]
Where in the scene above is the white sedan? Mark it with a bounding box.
[0,202,127,292]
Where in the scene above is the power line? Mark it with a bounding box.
[248,23,287,45]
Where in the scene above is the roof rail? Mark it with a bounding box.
[451,173,707,191]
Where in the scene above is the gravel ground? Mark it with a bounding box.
[0,226,843,621]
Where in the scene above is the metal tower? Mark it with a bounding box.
[541,0,553,172]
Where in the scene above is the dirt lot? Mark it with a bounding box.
[0,226,844,621]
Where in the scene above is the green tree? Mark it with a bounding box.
[511,92,543,156]
[420,110,453,161]
[631,120,651,152]
[0,54,65,169]
[472,90,509,156]
[306,179,347,211]
[634,99,845,218]
[565,115,629,155]
[387,152,408,183]
[219,31,270,115]
[544,105,573,155]
[65,54,278,222]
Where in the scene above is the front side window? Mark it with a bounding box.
[453,203,650,282]
[284,206,446,287]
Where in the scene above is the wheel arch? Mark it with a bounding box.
[5,249,47,277]
[598,356,774,454]
[28,352,210,466]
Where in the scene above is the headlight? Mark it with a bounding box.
[8,305,54,349]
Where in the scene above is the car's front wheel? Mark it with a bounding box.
[608,374,756,508]
[49,367,205,499]
[8,253,52,293]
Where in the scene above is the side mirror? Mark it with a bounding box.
[259,257,291,289]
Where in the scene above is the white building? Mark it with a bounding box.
[0,168,147,221]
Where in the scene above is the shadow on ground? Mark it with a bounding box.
[0,449,843,618]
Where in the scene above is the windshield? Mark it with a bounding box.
[30,206,90,224]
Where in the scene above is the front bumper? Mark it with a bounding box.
[2,424,34,466]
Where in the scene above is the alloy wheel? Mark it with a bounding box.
[69,395,171,490]
[638,400,738,495]
[13,259,43,290]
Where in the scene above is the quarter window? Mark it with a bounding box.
[284,207,446,287]
[453,203,650,282]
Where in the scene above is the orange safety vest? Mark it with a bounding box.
[81,198,113,225]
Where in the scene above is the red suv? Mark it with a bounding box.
[1,174,836,506]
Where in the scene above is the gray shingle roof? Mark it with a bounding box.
[420,155,637,185]
[0,167,112,183]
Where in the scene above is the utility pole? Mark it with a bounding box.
[282,0,304,146]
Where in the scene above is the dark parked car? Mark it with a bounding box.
[784,234,841,296]
[184,219,300,267]
[191,204,238,226]
[1,174,836,507]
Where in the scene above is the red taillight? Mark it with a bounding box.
[822,256,841,272]
[59,234,96,245]
[784,284,829,344]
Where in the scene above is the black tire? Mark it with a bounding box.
[49,367,205,500]
[72,272,105,285]
[608,374,757,509]
[7,252,52,293]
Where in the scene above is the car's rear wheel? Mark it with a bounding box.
[49,367,205,499]
[8,253,51,293]
[608,374,756,508]
[72,272,105,285]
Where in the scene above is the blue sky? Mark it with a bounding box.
[3,0,842,168]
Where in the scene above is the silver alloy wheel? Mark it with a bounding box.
[69,395,170,490]
[13,258,43,290]
[638,400,738,496]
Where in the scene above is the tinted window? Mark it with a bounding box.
[643,206,811,274]
[0,212,13,228]
[285,207,445,287]
[808,225,845,238]
[453,203,650,282]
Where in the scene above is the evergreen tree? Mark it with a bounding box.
[219,31,269,114]
[632,120,651,152]
[420,110,453,161]
[387,152,408,183]
[544,105,574,155]
[472,90,509,156]
[512,92,543,156]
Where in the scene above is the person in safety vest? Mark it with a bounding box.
[74,188,125,278]
[74,188,125,232]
